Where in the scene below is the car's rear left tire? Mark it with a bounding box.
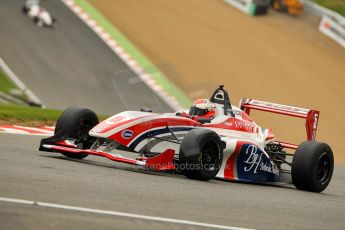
[55,107,99,159]
[291,141,334,193]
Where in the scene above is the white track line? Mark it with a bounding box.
[0,197,254,230]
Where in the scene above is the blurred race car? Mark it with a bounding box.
[39,85,334,193]
[22,0,56,28]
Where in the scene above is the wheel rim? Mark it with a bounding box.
[201,141,220,171]
[74,119,95,149]
[317,152,331,184]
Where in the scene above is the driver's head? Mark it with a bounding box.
[189,99,216,119]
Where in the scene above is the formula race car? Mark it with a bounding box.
[39,85,334,193]
[22,1,57,28]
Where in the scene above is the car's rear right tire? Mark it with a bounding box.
[291,141,334,193]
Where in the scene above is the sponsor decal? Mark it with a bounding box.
[312,113,318,140]
[250,100,309,114]
[313,113,319,129]
[121,130,134,139]
[234,120,255,132]
[243,145,279,176]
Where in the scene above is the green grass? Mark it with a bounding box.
[0,104,108,123]
[0,70,17,94]
[0,104,62,122]
[313,0,345,17]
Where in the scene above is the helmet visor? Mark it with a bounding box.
[189,106,208,117]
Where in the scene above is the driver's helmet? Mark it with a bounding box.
[189,99,216,119]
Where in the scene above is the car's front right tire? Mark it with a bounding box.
[54,107,99,159]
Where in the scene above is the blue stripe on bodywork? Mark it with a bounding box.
[128,127,193,149]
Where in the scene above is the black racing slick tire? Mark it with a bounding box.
[55,107,99,159]
[292,141,334,193]
[179,129,223,181]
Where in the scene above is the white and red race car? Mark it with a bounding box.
[39,85,334,192]
[22,0,56,28]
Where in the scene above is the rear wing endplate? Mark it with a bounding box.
[240,98,320,147]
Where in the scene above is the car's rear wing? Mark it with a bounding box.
[240,98,320,149]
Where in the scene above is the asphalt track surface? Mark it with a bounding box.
[0,0,171,114]
[1,134,345,230]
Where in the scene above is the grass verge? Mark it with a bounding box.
[313,0,345,17]
[0,104,61,126]
[0,104,108,126]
